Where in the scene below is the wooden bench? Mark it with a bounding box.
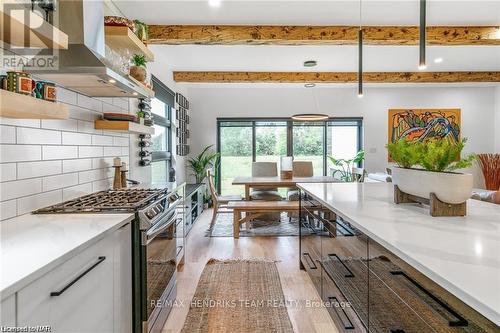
[227,201,300,238]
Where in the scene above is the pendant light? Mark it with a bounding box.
[358,0,363,97]
[292,84,328,121]
[419,0,427,70]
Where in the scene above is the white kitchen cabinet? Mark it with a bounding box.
[17,222,132,333]
[113,223,132,333]
[0,294,16,326]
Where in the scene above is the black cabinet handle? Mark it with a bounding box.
[390,271,468,327]
[302,252,318,269]
[327,296,355,330]
[328,254,355,278]
[50,256,106,297]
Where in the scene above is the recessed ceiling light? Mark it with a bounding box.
[304,83,316,88]
[357,93,363,98]
[418,64,427,70]
[303,60,317,67]
[434,57,443,63]
[108,79,116,83]
[208,0,221,7]
[132,92,139,96]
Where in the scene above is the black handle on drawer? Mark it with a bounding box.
[327,296,355,330]
[328,254,355,278]
[50,256,106,297]
[302,252,318,269]
[390,271,468,327]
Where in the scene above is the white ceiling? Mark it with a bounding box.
[113,0,500,86]
[113,0,500,26]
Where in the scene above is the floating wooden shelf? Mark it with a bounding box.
[0,8,68,49]
[0,90,69,119]
[95,120,155,134]
[127,75,155,97]
[105,26,154,62]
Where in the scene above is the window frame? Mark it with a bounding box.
[150,75,174,182]
[216,117,363,193]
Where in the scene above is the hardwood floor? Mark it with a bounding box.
[161,209,338,333]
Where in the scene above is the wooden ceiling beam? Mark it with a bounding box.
[173,71,500,83]
[149,25,500,45]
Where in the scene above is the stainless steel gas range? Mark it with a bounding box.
[33,185,186,333]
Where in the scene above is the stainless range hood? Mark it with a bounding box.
[26,0,153,98]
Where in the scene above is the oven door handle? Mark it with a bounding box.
[144,213,177,245]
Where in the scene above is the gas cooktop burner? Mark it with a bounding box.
[33,188,169,214]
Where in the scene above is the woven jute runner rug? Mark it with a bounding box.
[180,259,294,333]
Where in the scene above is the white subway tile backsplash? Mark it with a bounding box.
[68,104,101,121]
[103,146,122,157]
[62,183,93,201]
[1,145,41,162]
[0,118,40,128]
[63,158,92,173]
[112,98,130,110]
[17,190,62,215]
[1,125,16,144]
[0,163,17,182]
[56,88,77,105]
[62,132,92,145]
[77,120,101,134]
[91,135,113,146]
[92,178,112,192]
[78,169,107,183]
[113,136,129,147]
[3,90,133,220]
[92,157,113,169]
[1,178,42,201]
[18,160,62,179]
[43,145,78,160]
[77,94,103,111]
[42,119,78,132]
[17,128,61,145]
[42,173,79,191]
[78,146,103,158]
[1,200,17,220]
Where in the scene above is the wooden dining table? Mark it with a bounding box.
[232,176,339,200]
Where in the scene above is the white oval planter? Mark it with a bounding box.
[392,167,473,204]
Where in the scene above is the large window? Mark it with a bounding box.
[151,76,174,183]
[217,118,362,194]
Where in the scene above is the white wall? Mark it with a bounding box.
[187,86,497,187]
[148,48,189,184]
[495,87,500,153]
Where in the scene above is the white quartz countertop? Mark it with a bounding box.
[297,182,500,326]
[0,212,134,298]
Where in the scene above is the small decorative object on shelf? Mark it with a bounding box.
[104,16,135,31]
[130,54,147,83]
[175,92,190,156]
[1,71,58,103]
[476,153,500,191]
[387,138,476,217]
[139,134,152,167]
[133,20,149,43]
[138,98,153,126]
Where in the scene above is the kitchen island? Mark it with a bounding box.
[297,182,500,332]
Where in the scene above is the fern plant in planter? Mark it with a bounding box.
[387,138,475,205]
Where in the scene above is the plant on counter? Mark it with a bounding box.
[188,145,220,184]
[327,150,365,182]
[387,138,476,206]
[129,54,148,83]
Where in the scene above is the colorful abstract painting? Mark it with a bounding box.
[388,109,461,148]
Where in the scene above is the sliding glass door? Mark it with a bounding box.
[293,122,325,176]
[217,118,362,195]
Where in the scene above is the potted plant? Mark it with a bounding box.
[130,54,147,83]
[133,20,149,42]
[387,138,476,204]
[327,150,365,182]
[187,145,220,184]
